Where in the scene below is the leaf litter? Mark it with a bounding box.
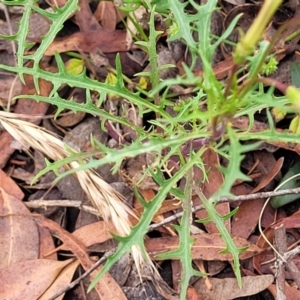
[1,1,300,299]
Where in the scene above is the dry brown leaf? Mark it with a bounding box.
[10,167,35,184]
[94,1,117,30]
[171,260,182,292]
[15,73,52,119]
[190,57,234,79]
[0,111,134,235]
[274,210,300,228]
[33,215,128,300]
[194,148,229,233]
[0,67,52,168]
[38,259,80,300]
[254,209,300,274]
[106,51,146,77]
[0,131,16,168]
[0,111,148,278]
[137,189,177,236]
[54,89,86,128]
[194,275,274,300]
[146,233,262,261]
[154,199,182,216]
[259,251,300,280]
[253,225,275,274]
[0,75,22,106]
[76,0,101,32]
[132,195,182,226]
[0,168,24,199]
[0,259,73,300]
[54,111,86,128]
[231,157,284,239]
[38,225,57,260]
[252,209,295,275]
[26,13,51,42]
[233,116,300,156]
[45,30,128,55]
[268,282,300,299]
[231,185,264,239]
[59,221,114,250]
[0,188,39,270]
[0,14,50,52]
[187,286,199,300]
[251,156,284,194]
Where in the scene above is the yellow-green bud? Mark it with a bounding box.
[233,0,283,64]
[286,86,300,112]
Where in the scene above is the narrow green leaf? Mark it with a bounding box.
[291,63,300,87]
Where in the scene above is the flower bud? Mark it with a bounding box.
[286,86,300,111]
[233,0,282,64]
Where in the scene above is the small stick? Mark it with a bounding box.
[274,224,287,300]
[48,249,116,300]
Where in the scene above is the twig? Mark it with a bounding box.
[150,186,300,231]
[274,224,287,300]
[274,226,300,291]
[258,175,300,268]
[25,186,300,231]
[217,187,300,203]
[285,259,300,289]
[25,185,300,299]
[25,200,101,216]
[48,248,116,300]
[9,183,297,300]
[283,245,300,261]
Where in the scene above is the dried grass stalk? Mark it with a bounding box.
[0,112,146,267]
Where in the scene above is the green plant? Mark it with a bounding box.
[1,0,300,298]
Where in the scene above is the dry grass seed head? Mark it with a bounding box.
[0,112,133,229]
[0,112,149,270]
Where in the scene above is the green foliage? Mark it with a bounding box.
[260,56,278,76]
[0,0,36,82]
[155,168,206,300]
[270,162,300,208]
[291,62,300,87]
[1,0,79,85]
[135,5,162,99]
[195,186,247,288]
[89,153,203,292]
[0,0,297,298]
[213,127,261,200]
